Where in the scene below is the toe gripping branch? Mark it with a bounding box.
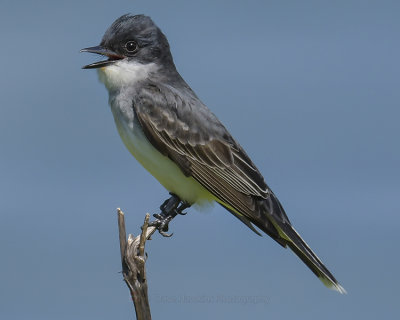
[150,193,191,237]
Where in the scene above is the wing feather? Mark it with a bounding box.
[133,83,287,239]
[132,83,344,291]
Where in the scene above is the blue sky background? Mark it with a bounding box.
[1,1,399,319]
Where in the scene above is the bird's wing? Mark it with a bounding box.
[133,83,290,239]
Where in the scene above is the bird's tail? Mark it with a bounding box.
[220,192,346,293]
[276,222,346,294]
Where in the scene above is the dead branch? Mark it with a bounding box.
[117,208,156,320]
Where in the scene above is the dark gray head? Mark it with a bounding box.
[81,14,174,69]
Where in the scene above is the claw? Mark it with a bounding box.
[149,194,192,237]
[177,201,190,215]
[159,231,173,237]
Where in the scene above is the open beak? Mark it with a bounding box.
[80,45,124,69]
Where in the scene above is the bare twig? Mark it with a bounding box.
[117,209,156,320]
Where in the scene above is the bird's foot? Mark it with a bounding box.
[149,193,191,237]
[176,201,191,215]
[150,213,174,237]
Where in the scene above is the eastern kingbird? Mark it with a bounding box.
[81,14,345,293]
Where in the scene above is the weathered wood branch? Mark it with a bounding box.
[117,208,156,320]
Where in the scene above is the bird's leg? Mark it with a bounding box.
[176,201,191,215]
[150,193,191,237]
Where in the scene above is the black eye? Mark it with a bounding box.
[125,41,138,53]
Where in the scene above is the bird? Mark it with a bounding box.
[81,14,346,294]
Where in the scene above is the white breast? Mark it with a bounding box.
[98,60,214,205]
[112,106,214,205]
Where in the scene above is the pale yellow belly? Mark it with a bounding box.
[112,110,215,205]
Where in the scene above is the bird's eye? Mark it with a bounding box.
[125,41,138,53]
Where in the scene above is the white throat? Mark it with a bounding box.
[97,60,157,91]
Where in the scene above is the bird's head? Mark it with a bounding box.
[81,14,172,69]
[81,14,176,90]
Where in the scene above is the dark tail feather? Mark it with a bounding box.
[256,193,346,293]
[279,223,346,294]
[219,191,346,293]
